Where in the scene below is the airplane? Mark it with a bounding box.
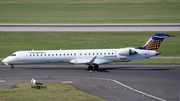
[2,33,169,70]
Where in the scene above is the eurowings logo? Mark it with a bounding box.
[146,39,163,51]
[137,33,169,51]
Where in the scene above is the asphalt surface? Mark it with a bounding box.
[0,64,180,101]
[0,23,180,32]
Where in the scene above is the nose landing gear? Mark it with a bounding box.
[10,64,14,69]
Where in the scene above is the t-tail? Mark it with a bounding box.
[138,33,169,51]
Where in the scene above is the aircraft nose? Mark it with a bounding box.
[2,58,6,62]
[2,58,9,65]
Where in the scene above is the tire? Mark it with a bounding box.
[93,64,99,70]
[88,65,93,70]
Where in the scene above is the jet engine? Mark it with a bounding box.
[31,79,38,85]
[119,48,137,56]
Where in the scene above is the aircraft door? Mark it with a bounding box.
[19,51,25,61]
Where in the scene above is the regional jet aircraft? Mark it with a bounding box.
[2,33,169,70]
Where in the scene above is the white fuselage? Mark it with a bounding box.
[2,48,158,65]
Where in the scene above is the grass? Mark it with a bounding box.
[0,0,180,5]
[0,32,180,64]
[0,82,105,101]
[0,0,179,23]
[0,32,180,58]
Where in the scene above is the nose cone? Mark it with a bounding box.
[2,58,6,62]
[2,58,9,65]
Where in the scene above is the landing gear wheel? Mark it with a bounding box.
[93,64,99,70]
[11,64,14,69]
[88,65,93,70]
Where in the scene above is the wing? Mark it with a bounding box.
[70,56,112,65]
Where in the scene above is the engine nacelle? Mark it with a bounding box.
[119,48,137,56]
[31,79,38,85]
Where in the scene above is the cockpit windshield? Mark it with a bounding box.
[10,54,16,56]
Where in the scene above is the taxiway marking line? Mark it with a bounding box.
[92,77,167,101]
[0,80,6,83]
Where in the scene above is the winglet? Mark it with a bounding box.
[137,33,169,51]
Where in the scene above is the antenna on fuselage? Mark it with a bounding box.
[32,49,34,51]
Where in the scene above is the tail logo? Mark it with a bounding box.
[137,33,169,51]
[146,39,163,51]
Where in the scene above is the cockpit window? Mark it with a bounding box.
[10,54,16,56]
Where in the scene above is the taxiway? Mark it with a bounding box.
[0,64,180,101]
[0,23,180,32]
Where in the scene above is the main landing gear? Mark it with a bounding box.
[10,64,14,69]
[88,64,99,70]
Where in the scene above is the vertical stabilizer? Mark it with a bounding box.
[138,33,169,51]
